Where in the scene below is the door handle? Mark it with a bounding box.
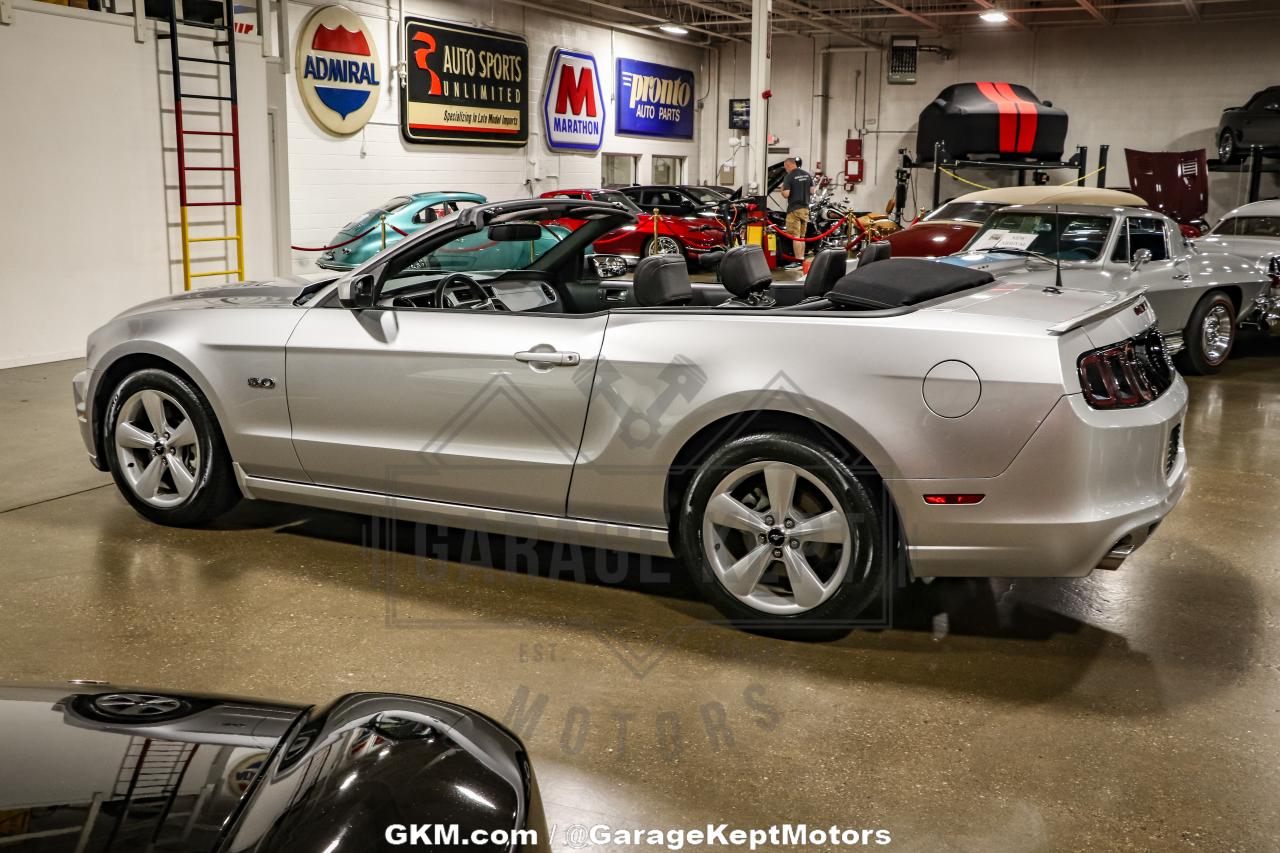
[514,350,580,367]
[599,287,628,303]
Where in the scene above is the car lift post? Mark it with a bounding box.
[931,141,944,209]
[1248,145,1264,203]
[1096,145,1109,188]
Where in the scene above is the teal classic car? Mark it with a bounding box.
[316,191,487,271]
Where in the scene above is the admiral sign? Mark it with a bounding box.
[402,17,528,146]
[294,5,380,136]
[616,58,694,140]
[542,48,605,152]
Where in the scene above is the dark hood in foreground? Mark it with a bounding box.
[0,684,546,852]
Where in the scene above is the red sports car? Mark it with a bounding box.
[540,188,726,263]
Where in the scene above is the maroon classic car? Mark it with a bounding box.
[540,188,726,263]
[887,186,1147,258]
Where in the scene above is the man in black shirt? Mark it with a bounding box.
[780,157,812,269]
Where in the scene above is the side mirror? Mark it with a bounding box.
[1131,248,1153,271]
[680,200,697,213]
[338,273,376,309]
[589,254,627,279]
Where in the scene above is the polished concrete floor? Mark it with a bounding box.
[2,341,1279,852]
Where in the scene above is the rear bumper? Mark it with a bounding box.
[891,380,1189,578]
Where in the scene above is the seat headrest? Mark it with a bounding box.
[858,240,892,266]
[633,254,693,307]
[830,258,994,309]
[720,245,772,297]
[802,248,847,298]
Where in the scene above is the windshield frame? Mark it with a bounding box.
[962,209,1118,264]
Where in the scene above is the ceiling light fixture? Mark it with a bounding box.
[659,23,689,35]
[979,9,1009,22]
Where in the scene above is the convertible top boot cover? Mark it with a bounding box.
[916,82,1068,163]
[828,258,995,309]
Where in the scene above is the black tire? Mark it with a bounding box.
[102,368,240,526]
[677,431,889,640]
[1218,129,1241,165]
[643,234,686,260]
[71,692,202,725]
[1176,290,1237,376]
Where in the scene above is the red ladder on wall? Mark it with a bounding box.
[158,0,244,290]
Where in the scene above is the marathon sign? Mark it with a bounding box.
[401,17,528,146]
[542,48,605,152]
[615,57,694,140]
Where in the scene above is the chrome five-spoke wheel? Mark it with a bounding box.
[113,389,201,507]
[702,461,852,615]
[93,693,185,718]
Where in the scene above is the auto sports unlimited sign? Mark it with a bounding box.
[294,5,380,136]
[615,57,694,140]
[542,48,605,152]
[402,17,528,146]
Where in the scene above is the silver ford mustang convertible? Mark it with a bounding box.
[74,198,1188,636]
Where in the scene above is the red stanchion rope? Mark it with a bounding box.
[767,218,850,243]
[387,222,410,237]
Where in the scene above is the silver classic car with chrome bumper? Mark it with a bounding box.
[74,198,1188,637]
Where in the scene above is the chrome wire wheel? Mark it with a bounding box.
[648,235,682,256]
[113,389,201,508]
[1201,302,1234,364]
[92,693,184,718]
[702,461,853,615]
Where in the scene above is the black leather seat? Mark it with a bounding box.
[633,254,693,307]
[801,248,847,299]
[718,245,775,307]
[857,240,891,266]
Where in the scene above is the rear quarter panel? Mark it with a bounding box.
[568,310,1069,527]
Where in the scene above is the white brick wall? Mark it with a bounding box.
[283,0,713,273]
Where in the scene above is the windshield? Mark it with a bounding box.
[923,201,1002,225]
[593,191,641,213]
[380,223,567,295]
[1211,216,1280,238]
[966,211,1114,261]
[685,186,728,204]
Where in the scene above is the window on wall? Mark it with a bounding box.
[602,154,638,188]
[652,156,683,185]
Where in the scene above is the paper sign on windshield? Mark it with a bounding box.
[969,230,1038,252]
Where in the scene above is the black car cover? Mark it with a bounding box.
[916,82,1068,163]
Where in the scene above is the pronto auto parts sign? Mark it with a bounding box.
[402,17,528,146]
[616,57,694,140]
[542,48,604,152]
[294,5,380,136]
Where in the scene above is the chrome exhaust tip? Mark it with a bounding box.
[1096,536,1136,571]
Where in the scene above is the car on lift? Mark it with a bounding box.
[315,191,486,271]
[942,203,1279,374]
[888,186,1147,258]
[916,82,1069,163]
[76,197,1189,637]
[0,681,548,852]
[539,187,726,263]
[1216,85,1280,164]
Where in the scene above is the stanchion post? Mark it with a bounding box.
[380,214,387,250]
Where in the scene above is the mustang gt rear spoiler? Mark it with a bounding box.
[1046,287,1149,335]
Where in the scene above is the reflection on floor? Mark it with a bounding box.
[1,335,1278,851]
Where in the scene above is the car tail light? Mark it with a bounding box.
[1077,327,1176,409]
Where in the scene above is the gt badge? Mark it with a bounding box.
[247,377,277,389]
